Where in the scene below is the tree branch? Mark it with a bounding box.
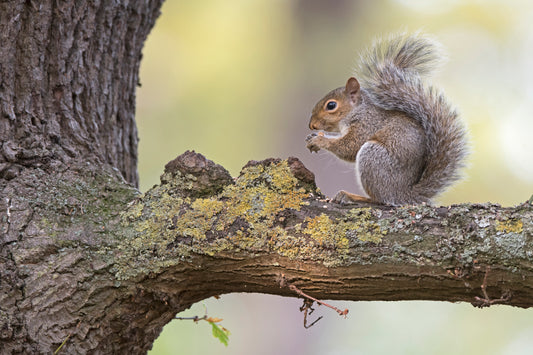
[118,151,533,310]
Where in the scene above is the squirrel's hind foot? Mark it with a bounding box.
[333,190,373,205]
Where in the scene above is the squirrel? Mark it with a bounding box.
[305,32,468,206]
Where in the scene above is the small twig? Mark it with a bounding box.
[278,274,349,318]
[472,266,512,308]
[479,266,491,300]
[175,303,230,346]
[175,303,208,322]
[300,298,322,328]
[175,315,205,322]
[288,284,349,318]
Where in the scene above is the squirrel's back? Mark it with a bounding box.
[358,32,468,201]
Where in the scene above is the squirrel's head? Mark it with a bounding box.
[308,77,361,132]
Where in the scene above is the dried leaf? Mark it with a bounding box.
[205,317,223,323]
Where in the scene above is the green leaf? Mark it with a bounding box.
[210,322,230,346]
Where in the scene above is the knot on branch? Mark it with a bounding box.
[162,150,234,197]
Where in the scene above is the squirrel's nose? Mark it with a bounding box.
[309,121,317,130]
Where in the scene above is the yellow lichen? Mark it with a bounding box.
[304,214,336,246]
[269,233,314,259]
[496,219,523,234]
[303,214,350,254]
[172,198,225,241]
[115,159,312,279]
[221,161,308,225]
[126,201,144,219]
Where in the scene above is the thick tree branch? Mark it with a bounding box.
[118,151,533,311]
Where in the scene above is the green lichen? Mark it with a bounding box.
[268,230,321,259]
[175,198,225,240]
[344,208,387,244]
[221,161,307,223]
[127,202,144,220]
[115,160,311,280]
[34,166,139,252]
[297,208,387,265]
[115,159,405,279]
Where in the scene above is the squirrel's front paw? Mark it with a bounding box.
[306,133,326,153]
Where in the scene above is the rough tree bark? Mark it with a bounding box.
[1,1,533,355]
[0,1,164,353]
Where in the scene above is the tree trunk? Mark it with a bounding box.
[0,0,163,186]
[1,2,533,354]
[0,1,164,353]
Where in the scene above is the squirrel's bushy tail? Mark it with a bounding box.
[358,32,468,201]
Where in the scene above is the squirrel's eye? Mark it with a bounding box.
[326,101,337,111]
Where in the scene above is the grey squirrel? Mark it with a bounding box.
[306,32,468,205]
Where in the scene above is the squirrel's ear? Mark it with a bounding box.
[345,77,360,103]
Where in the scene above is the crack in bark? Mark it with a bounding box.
[5,197,11,232]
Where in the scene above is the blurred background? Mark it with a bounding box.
[136,0,533,354]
